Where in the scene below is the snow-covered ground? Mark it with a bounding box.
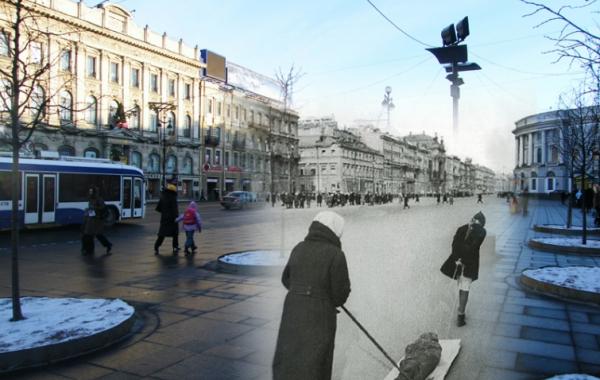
[546,374,600,380]
[538,224,600,231]
[219,250,288,266]
[532,237,600,248]
[0,297,134,353]
[523,267,600,293]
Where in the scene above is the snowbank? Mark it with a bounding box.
[0,297,134,353]
[531,237,600,248]
[522,267,600,294]
[546,374,600,380]
[218,250,288,266]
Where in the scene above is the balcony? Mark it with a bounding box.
[233,138,246,150]
[205,134,220,146]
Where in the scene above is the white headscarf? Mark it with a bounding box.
[313,211,345,238]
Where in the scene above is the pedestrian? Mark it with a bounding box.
[177,201,202,256]
[510,194,519,214]
[271,192,277,207]
[449,194,454,205]
[154,180,180,255]
[436,193,441,205]
[317,192,323,207]
[440,212,487,327]
[403,194,410,209]
[273,211,351,380]
[477,194,483,204]
[593,185,600,226]
[81,186,113,255]
[520,188,529,216]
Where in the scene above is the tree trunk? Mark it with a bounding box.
[567,173,574,229]
[582,167,587,245]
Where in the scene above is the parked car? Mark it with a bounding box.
[220,191,258,210]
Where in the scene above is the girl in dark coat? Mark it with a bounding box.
[440,212,486,327]
[154,182,180,255]
[273,211,351,380]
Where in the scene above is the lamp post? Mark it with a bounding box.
[149,102,176,190]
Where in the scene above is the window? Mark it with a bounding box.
[131,151,142,169]
[83,148,99,158]
[59,174,120,202]
[184,83,191,100]
[110,62,119,83]
[86,56,97,78]
[148,154,160,173]
[60,50,71,71]
[547,177,555,191]
[181,115,191,137]
[59,90,72,122]
[167,111,176,130]
[243,108,247,121]
[215,150,221,165]
[166,155,177,173]
[182,156,193,174]
[235,106,239,120]
[168,79,175,96]
[30,85,45,118]
[0,32,8,56]
[531,178,537,191]
[233,152,239,166]
[536,147,542,163]
[207,99,213,114]
[130,105,140,129]
[226,104,230,118]
[58,145,75,157]
[30,41,41,64]
[205,148,212,164]
[131,68,140,88]
[148,109,158,132]
[150,73,158,92]
[85,96,97,125]
[225,151,230,166]
[217,102,222,116]
[109,100,119,125]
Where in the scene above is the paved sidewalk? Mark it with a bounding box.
[478,199,600,379]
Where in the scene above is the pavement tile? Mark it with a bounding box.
[476,367,537,380]
[523,306,568,320]
[505,295,565,310]
[239,317,271,327]
[572,333,599,350]
[515,353,578,375]
[576,348,600,365]
[164,295,236,312]
[494,322,522,338]
[520,326,572,345]
[47,363,114,380]
[483,349,517,369]
[201,310,249,323]
[503,303,525,314]
[499,312,570,331]
[491,336,575,361]
[152,353,265,380]
[203,343,256,360]
[6,371,71,380]
[155,311,191,327]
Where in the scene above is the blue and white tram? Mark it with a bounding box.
[0,156,145,229]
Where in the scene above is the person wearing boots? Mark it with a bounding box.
[81,186,113,255]
[154,180,180,255]
[273,211,351,380]
[440,212,487,327]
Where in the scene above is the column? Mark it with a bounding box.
[515,137,520,167]
[528,132,534,165]
[541,130,546,164]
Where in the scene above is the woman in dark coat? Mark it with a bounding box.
[273,211,351,380]
[81,186,112,255]
[440,212,486,327]
[154,182,180,255]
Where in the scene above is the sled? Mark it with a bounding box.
[383,339,461,380]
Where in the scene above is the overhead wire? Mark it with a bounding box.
[365,0,434,48]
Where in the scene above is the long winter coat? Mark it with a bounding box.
[440,223,486,281]
[82,197,106,235]
[272,221,351,380]
[156,189,179,237]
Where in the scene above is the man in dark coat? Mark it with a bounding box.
[273,211,351,380]
[440,212,486,327]
[154,181,180,255]
[81,186,112,255]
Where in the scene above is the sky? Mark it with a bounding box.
[87,0,597,173]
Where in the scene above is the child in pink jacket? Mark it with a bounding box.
[177,201,202,256]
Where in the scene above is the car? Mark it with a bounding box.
[220,191,258,210]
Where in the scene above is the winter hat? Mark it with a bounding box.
[188,201,197,210]
[472,211,486,227]
[313,211,345,238]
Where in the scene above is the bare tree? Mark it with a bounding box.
[555,87,600,243]
[0,0,77,321]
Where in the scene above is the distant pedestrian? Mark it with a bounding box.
[510,195,519,214]
[593,185,600,226]
[449,195,454,205]
[271,192,277,207]
[81,186,112,255]
[177,201,202,256]
[520,188,529,216]
[477,194,483,204]
[273,211,351,380]
[440,212,487,327]
[154,181,180,255]
[317,193,323,207]
[437,193,441,205]
[403,195,410,209]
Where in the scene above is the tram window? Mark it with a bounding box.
[59,174,120,202]
[0,172,22,201]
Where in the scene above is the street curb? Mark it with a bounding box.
[519,271,600,305]
[527,239,600,255]
[533,224,600,236]
[216,252,284,276]
[0,308,137,374]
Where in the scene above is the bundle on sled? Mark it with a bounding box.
[384,333,461,380]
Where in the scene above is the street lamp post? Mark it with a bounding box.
[149,102,176,190]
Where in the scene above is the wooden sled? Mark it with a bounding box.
[383,339,461,380]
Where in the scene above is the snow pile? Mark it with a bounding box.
[533,237,600,248]
[219,250,288,266]
[546,374,600,380]
[541,224,600,231]
[523,267,600,293]
[0,297,134,353]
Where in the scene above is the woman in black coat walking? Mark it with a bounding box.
[440,212,486,327]
[81,186,112,255]
[273,211,351,380]
[154,182,180,255]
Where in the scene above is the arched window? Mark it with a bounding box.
[59,90,72,122]
[148,109,158,132]
[148,153,160,173]
[547,171,555,191]
[166,154,177,174]
[167,111,176,130]
[109,99,119,127]
[131,151,142,168]
[530,172,537,178]
[181,156,192,174]
[83,147,99,158]
[30,85,45,118]
[0,79,11,114]
[58,145,75,157]
[85,95,97,125]
[180,114,191,138]
[130,105,140,130]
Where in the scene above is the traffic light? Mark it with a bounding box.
[441,24,457,46]
[456,17,469,42]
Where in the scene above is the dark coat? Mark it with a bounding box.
[440,223,486,281]
[156,189,179,237]
[273,221,351,380]
[82,197,106,235]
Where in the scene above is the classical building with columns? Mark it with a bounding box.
[513,110,568,194]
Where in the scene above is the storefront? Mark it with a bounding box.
[206,177,219,201]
